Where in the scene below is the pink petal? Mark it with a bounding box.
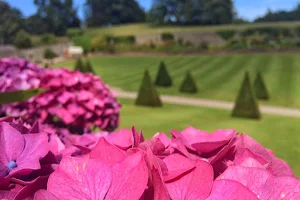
[48,156,112,200]
[10,133,48,176]
[90,137,127,164]
[163,153,196,182]
[34,190,59,200]
[105,129,133,150]
[153,132,171,147]
[268,176,300,199]
[233,149,269,168]
[217,166,273,199]
[105,152,148,200]
[166,160,213,200]
[0,122,25,163]
[206,179,259,200]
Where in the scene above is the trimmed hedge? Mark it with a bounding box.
[161,33,174,42]
[136,70,162,107]
[44,48,58,59]
[155,61,172,87]
[216,30,236,40]
[232,72,261,119]
[253,72,269,100]
[179,71,198,93]
[74,58,95,74]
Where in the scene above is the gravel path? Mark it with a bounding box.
[112,88,300,118]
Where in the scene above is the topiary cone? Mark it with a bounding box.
[179,71,198,93]
[253,72,269,100]
[74,58,84,72]
[135,70,162,107]
[155,61,172,87]
[232,72,261,119]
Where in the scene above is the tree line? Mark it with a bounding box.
[1,0,300,45]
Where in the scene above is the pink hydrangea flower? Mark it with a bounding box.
[0,58,44,117]
[1,120,299,199]
[24,68,121,133]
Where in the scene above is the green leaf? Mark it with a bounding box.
[0,89,45,105]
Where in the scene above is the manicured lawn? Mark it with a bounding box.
[69,21,300,37]
[55,53,300,108]
[118,98,300,177]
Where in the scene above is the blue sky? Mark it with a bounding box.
[5,0,300,21]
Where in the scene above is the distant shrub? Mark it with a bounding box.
[161,32,174,42]
[67,29,84,38]
[179,71,198,93]
[136,70,162,107]
[14,30,33,49]
[232,72,261,119]
[40,34,56,45]
[72,35,92,54]
[91,36,108,51]
[227,39,248,50]
[199,42,209,50]
[114,35,136,45]
[44,48,58,59]
[295,26,300,37]
[216,30,236,40]
[241,27,293,38]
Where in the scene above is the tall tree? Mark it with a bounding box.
[148,0,234,25]
[85,0,145,26]
[255,4,300,22]
[33,0,80,35]
[0,1,24,44]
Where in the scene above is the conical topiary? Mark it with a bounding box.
[179,71,198,93]
[155,61,172,87]
[232,72,261,119]
[135,70,162,107]
[85,59,96,74]
[74,58,84,71]
[74,58,95,74]
[253,72,269,100]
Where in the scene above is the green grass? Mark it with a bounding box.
[55,53,300,108]
[118,98,300,177]
[71,21,300,37]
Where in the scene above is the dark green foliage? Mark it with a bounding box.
[0,1,23,44]
[161,33,174,42]
[135,70,162,107]
[216,30,236,40]
[114,36,136,45]
[67,29,84,38]
[149,0,234,25]
[44,48,58,59]
[179,71,198,93]
[255,5,300,23]
[232,72,261,119]
[85,60,96,74]
[0,89,45,105]
[253,72,270,100]
[155,61,172,87]
[72,35,92,53]
[75,58,84,71]
[40,34,56,45]
[13,30,33,49]
[74,58,95,74]
[86,0,145,26]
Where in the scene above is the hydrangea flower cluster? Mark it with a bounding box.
[0,58,43,92]
[0,58,44,117]
[0,118,299,200]
[23,68,121,133]
[0,58,121,133]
